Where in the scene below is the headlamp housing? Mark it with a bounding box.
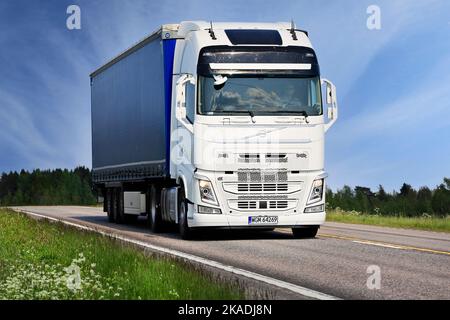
[307,178,324,205]
[198,179,219,206]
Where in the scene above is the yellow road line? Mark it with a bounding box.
[276,229,450,256]
[319,233,450,256]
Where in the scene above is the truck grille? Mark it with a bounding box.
[265,154,288,163]
[236,153,288,164]
[237,200,289,209]
[237,201,257,209]
[238,154,260,163]
[223,181,302,194]
[230,199,297,211]
[237,183,288,192]
[224,170,301,212]
[237,170,288,183]
[269,200,288,209]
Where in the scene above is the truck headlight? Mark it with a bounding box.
[307,179,324,205]
[199,180,218,206]
[198,205,222,214]
[304,204,325,213]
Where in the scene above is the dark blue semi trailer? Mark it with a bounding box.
[90,25,178,226]
[91,28,177,182]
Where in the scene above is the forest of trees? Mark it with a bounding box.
[0,167,96,206]
[0,167,449,217]
[326,178,450,217]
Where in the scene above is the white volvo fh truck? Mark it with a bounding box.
[90,21,338,239]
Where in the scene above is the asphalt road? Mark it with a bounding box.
[10,206,450,300]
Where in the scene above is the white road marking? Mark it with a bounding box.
[13,208,341,301]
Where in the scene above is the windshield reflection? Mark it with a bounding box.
[199,76,322,116]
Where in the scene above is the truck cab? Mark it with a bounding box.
[172,22,337,238]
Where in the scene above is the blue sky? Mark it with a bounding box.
[0,0,449,191]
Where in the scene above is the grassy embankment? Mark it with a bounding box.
[326,208,450,233]
[0,209,244,300]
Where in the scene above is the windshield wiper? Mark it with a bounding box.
[215,110,256,123]
[275,110,309,123]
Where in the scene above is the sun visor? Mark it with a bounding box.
[198,46,320,76]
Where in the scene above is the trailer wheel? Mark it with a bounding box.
[178,187,193,240]
[106,188,115,222]
[149,185,163,233]
[112,188,125,224]
[292,226,319,239]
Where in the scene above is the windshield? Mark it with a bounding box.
[198,76,322,116]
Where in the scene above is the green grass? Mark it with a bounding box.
[0,209,244,300]
[326,209,450,233]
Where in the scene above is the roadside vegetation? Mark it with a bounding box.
[326,178,450,218]
[0,209,243,300]
[0,167,96,206]
[325,178,450,232]
[326,208,450,233]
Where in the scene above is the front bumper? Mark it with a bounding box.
[188,169,327,228]
[189,209,326,229]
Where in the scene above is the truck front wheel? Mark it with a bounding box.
[292,226,319,239]
[178,187,193,240]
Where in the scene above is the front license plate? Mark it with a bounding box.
[248,216,278,225]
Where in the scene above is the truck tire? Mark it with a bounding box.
[292,226,319,239]
[106,188,115,222]
[149,185,163,233]
[178,187,193,240]
[113,188,125,224]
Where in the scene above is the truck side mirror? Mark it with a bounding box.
[321,78,338,132]
[327,82,335,119]
[325,81,337,106]
[326,83,332,105]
